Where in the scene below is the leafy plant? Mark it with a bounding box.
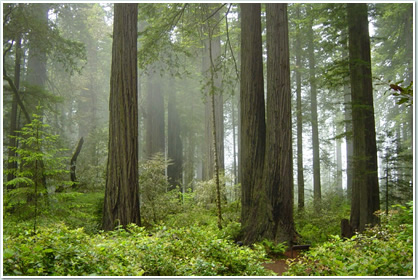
[284,203,413,276]
[260,239,287,258]
[138,153,182,227]
[3,222,275,276]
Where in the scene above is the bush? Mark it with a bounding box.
[139,154,182,227]
[295,191,350,245]
[284,203,413,276]
[3,223,275,276]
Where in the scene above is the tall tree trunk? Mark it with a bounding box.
[167,78,183,190]
[241,4,297,245]
[336,121,343,195]
[295,4,305,211]
[26,3,48,97]
[342,37,353,200]
[202,5,224,181]
[102,3,140,230]
[265,3,297,244]
[231,96,237,186]
[145,69,165,158]
[7,33,22,185]
[347,3,380,233]
[239,3,266,242]
[307,6,321,210]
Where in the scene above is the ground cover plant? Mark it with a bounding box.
[284,202,414,276]
[3,222,274,276]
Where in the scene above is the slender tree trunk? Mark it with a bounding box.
[145,69,165,158]
[240,3,266,242]
[102,3,140,230]
[7,34,22,185]
[307,6,321,210]
[70,137,84,185]
[347,3,380,232]
[167,78,183,190]
[202,5,224,181]
[342,36,353,200]
[295,5,305,211]
[231,96,237,185]
[336,122,343,195]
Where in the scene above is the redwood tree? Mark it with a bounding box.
[347,3,380,233]
[264,3,297,243]
[102,3,140,230]
[240,3,296,245]
[239,3,266,238]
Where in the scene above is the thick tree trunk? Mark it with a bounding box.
[347,3,380,232]
[102,3,140,230]
[239,3,266,242]
[265,3,297,244]
[241,4,297,245]
[307,6,321,210]
[295,5,305,211]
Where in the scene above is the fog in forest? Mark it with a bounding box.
[3,3,413,277]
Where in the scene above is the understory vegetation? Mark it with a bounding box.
[3,155,413,276]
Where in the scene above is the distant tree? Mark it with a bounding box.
[145,68,165,158]
[167,78,183,191]
[294,4,305,211]
[347,3,380,233]
[306,5,321,210]
[202,4,224,182]
[102,3,140,230]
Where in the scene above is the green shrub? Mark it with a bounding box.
[295,191,350,245]
[138,154,183,227]
[4,223,275,276]
[284,204,413,276]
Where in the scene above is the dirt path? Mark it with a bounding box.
[262,249,303,275]
[262,259,289,275]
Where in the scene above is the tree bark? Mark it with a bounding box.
[102,3,140,230]
[347,3,380,232]
[239,3,266,242]
[241,4,297,245]
[265,3,297,244]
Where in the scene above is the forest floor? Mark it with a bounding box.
[262,249,304,275]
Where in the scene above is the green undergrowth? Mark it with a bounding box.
[294,192,351,246]
[284,202,413,276]
[3,222,275,276]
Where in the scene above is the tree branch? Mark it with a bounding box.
[3,73,31,123]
